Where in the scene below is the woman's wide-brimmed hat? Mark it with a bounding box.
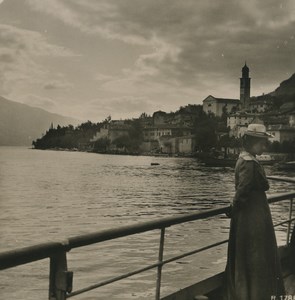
[244,123,274,138]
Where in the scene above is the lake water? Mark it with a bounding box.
[0,147,294,299]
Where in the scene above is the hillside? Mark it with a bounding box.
[273,73,295,96]
[257,73,295,112]
[0,96,80,146]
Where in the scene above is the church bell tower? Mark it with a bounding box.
[240,63,251,109]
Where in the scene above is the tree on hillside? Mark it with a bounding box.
[111,120,143,153]
[93,137,110,152]
[112,135,130,151]
[217,135,242,157]
[128,119,143,146]
[139,112,150,119]
[195,118,218,151]
[32,121,102,150]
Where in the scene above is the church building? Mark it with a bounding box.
[240,62,251,109]
[227,63,256,137]
[202,64,252,117]
[202,95,239,117]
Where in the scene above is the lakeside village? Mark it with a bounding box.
[33,64,295,164]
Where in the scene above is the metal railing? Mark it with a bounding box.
[0,177,294,300]
[267,176,295,245]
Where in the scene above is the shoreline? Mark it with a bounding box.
[30,146,294,163]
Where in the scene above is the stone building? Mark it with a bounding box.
[227,112,256,137]
[90,120,130,144]
[141,124,193,154]
[202,95,239,117]
[203,63,254,117]
[267,125,295,143]
[267,113,295,143]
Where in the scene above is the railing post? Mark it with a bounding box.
[286,198,294,245]
[49,251,73,300]
[155,228,165,300]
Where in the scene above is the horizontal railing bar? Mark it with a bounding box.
[1,191,295,271]
[267,176,295,184]
[161,239,228,267]
[267,192,295,204]
[68,239,229,298]
[68,261,161,298]
[0,207,227,270]
[274,217,295,228]
[68,192,295,249]
[0,242,64,270]
[67,207,229,249]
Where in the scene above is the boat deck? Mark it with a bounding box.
[282,244,295,296]
[162,240,295,300]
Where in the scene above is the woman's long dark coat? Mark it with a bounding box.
[223,152,285,300]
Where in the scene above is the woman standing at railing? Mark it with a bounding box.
[223,123,285,300]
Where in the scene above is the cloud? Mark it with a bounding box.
[1,0,294,121]
[43,83,60,90]
[89,96,154,119]
[94,73,116,82]
[0,24,75,57]
[0,24,76,95]
[0,52,15,63]
[43,80,73,90]
[26,0,295,94]
[239,0,295,28]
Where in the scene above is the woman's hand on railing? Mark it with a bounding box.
[225,205,233,218]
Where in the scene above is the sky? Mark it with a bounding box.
[0,0,294,122]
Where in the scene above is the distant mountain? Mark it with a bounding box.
[272,73,295,96]
[0,96,80,146]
